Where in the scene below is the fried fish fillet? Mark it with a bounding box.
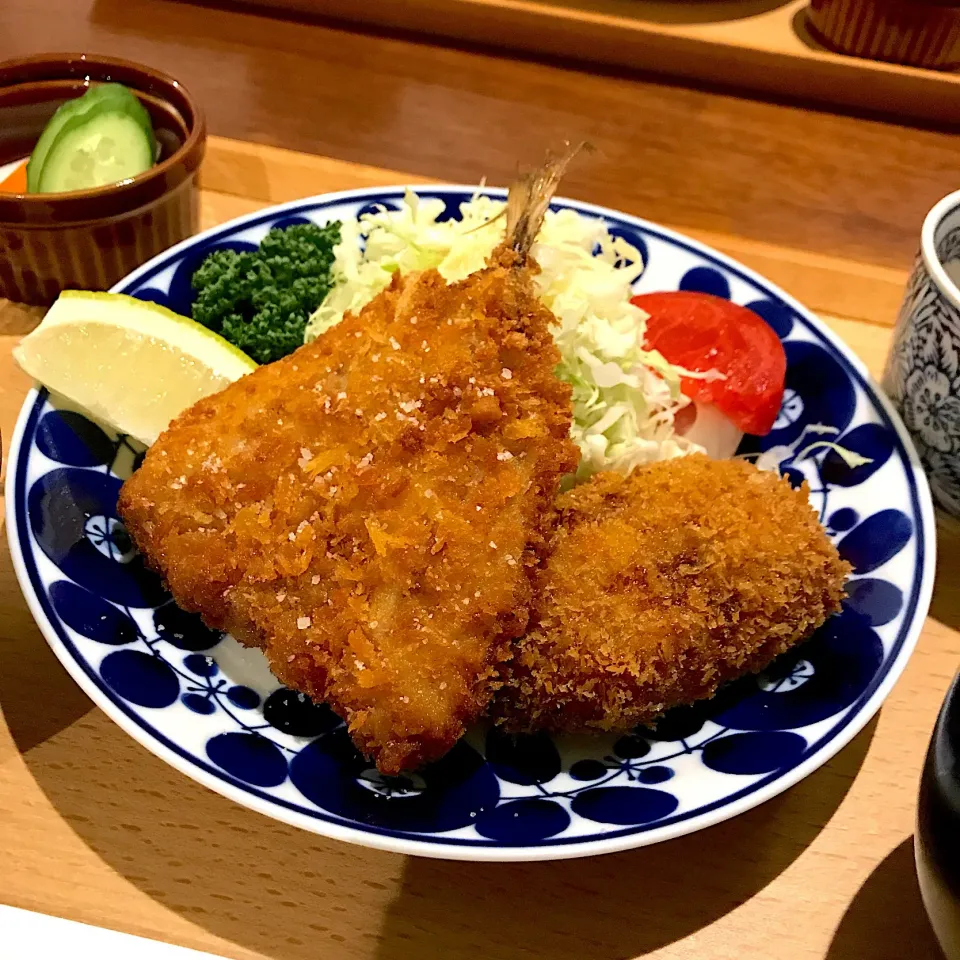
[119,178,579,775]
[495,455,850,733]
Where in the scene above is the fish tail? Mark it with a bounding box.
[499,142,586,263]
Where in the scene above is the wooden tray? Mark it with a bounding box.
[233,0,960,125]
[0,136,954,960]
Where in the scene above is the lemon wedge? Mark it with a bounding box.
[14,290,256,445]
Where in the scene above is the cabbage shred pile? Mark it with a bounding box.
[305,192,702,480]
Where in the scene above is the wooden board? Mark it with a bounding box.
[0,135,954,960]
[220,0,960,126]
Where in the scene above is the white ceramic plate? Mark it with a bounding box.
[6,186,935,860]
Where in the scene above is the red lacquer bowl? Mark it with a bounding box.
[0,53,206,305]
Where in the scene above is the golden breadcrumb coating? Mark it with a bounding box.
[495,455,850,733]
[119,263,576,774]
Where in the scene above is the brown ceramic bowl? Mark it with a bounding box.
[807,0,960,69]
[0,53,206,305]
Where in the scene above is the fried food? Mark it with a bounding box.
[118,161,579,774]
[495,455,850,733]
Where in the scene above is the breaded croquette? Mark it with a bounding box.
[118,160,578,775]
[495,455,850,733]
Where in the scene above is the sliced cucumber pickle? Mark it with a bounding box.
[37,112,155,193]
[28,83,156,194]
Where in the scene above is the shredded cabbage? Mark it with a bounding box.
[305,190,704,480]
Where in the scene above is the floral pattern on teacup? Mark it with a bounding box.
[936,225,960,267]
[885,239,960,514]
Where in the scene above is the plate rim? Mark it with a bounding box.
[5,184,937,862]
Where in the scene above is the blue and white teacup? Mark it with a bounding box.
[884,188,960,516]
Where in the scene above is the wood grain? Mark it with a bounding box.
[0,135,957,960]
[237,0,960,126]
[1,0,959,276]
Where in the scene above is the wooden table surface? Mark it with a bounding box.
[2,4,960,959]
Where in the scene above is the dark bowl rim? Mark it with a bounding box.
[0,52,206,217]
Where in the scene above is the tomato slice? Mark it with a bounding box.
[632,291,786,436]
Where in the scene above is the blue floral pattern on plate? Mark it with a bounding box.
[5,188,935,861]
